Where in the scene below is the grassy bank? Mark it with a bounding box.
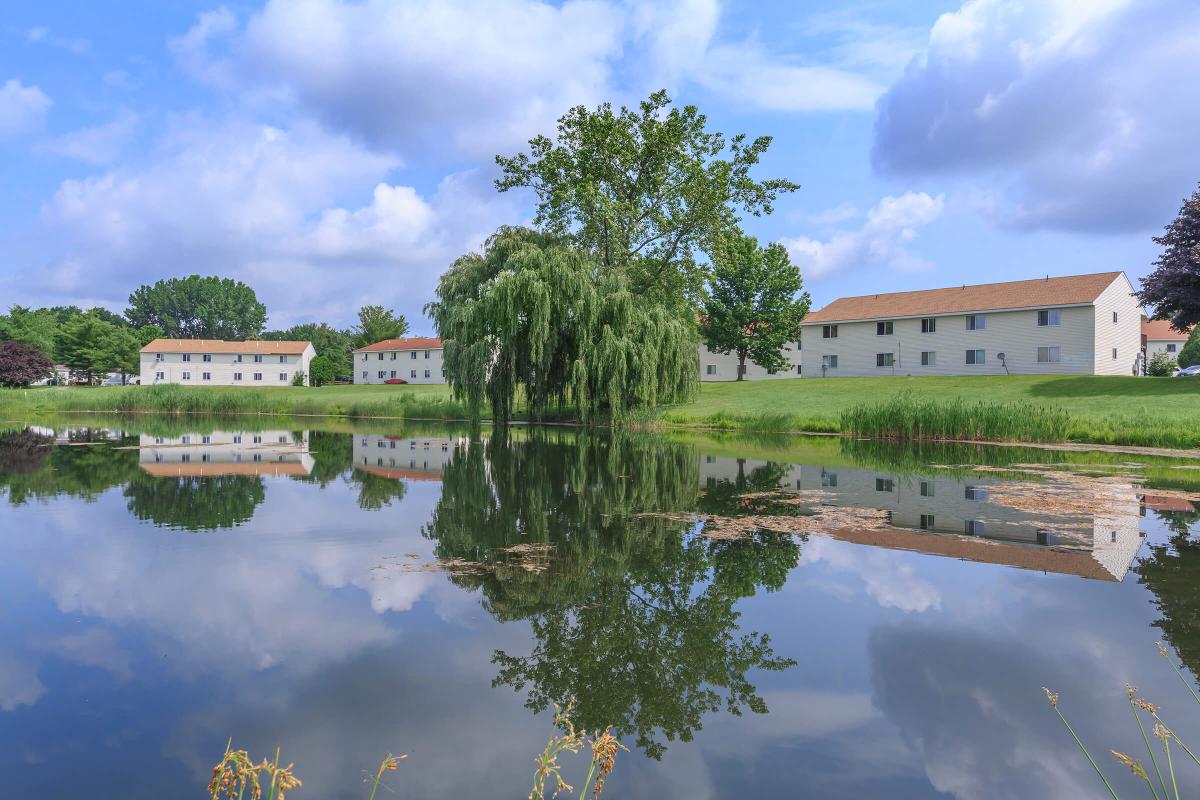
[3,374,1199,448]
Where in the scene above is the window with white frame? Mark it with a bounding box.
[821,354,838,369]
[362,371,367,379]
[920,514,935,530]
[378,371,385,379]
[920,480,934,497]
[705,364,717,375]
[1113,312,1118,324]
[155,371,164,380]
[424,350,430,359]
[1037,309,1061,326]
[280,355,287,363]
[410,351,417,359]
[1037,346,1061,363]
[235,354,243,362]
[921,318,936,333]
[279,372,288,381]
[424,369,431,378]
[182,371,191,380]
[822,324,838,339]
[202,353,212,362]
[965,486,988,501]
[254,355,263,363]
[202,372,211,380]
[876,353,894,367]
[390,352,397,360]
[1113,348,1118,359]
[1168,343,1177,352]
[390,370,396,378]
[253,372,262,381]
[378,353,384,360]
[966,349,985,365]
[921,351,936,366]
[875,478,894,492]
[155,353,164,361]
[965,314,986,331]
[410,370,417,378]
[876,321,894,335]
[182,353,192,362]
[965,519,985,535]
[233,372,243,381]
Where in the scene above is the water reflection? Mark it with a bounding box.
[1,421,1199,798]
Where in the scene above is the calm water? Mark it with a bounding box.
[2,420,1200,799]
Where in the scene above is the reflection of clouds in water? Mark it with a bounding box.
[800,536,942,613]
[867,624,1168,800]
[0,655,45,711]
[36,627,132,682]
[4,478,461,679]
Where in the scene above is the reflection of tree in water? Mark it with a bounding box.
[349,471,407,509]
[298,431,354,487]
[0,428,140,504]
[124,475,265,531]
[1137,512,1200,678]
[423,429,799,758]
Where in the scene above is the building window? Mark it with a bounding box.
[1167,343,1177,352]
[390,370,396,378]
[279,372,288,381]
[279,355,287,363]
[182,371,192,380]
[425,350,431,359]
[378,371,386,379]
[965,486,988,501]
[253,372,262,381]
[920,481,934,497]
[876,321,894,336]
[390,352,397,360]
[706,364,717,375]
[235,354,243,362]
[202,353,212,362]
[965,520,985,536]
[410,351,418,359]
[234,372,243,381]
[796,364,802,375]
[822,324,838,339]
[1113,348,1118,360]
[233,435,242,444]
[202,372,211,381]
[920,351,936,366]
[424,369,431,378]
[181,453,190,463]
[378,353,384,360]
[876,353,894,367]
[966,314,986,331]
[821,354,838,369]
[155,353,164,361]
[1037,346,1061,363]
[254,355,263,363]
[441,369,446,378]
[201,434,211,444]
[253,453,262,463]
[362,354,368,361]
[362,371,368,379]
[155,371,164,380]
[966,349,985,365]
[182,353,192,362]
[875,478,894,492]
[1037,309,1061,326]
[1113,311,1118,324]
[921,318,937,333]
[920,514,935,530]
[253,435,262,444]
[410,370,417,378]
[821,469,837,487]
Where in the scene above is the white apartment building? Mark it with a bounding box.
[352,434,469,481]
[800,272,1143,378]
[139,339,315,386]
[1142,318,1191,367]
[698,341,802,381]
[138,430,314,478]
[353,337,446,384]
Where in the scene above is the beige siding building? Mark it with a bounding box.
[353,337,446,384]
[139,339,315,386]
[698,341,803,381]
[1142,318,1190,368]
[138,430,314,477]
[799,272,1142,378]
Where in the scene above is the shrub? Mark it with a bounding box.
[1148,351,1179,377]
[1178,327,1200,369]
[308,355,335,386]
[0,340,54,387]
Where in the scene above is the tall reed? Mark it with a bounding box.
[840,394,1071,443]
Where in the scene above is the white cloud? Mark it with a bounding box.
[37,109,139,165]
[800,535,942,613]
[0,79,51,139]
[24,25,90,55]
[781,192,944,279]
[872,0,1200,231]
[17,116,518,328]
[0,656,45,712]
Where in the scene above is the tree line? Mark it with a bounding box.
[0,275,410,387]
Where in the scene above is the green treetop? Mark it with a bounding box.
[125,275,267,340]
[349,305,409,349]
[699,233,810,379]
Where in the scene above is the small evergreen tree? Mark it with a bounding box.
[1178,327,1200,369]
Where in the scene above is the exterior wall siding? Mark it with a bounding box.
[799,304,1097,378]
[1090,275,1143,376]
[354,348,447,384]
[139,346,314,386]
[1146,339,1185,362]
[698,342,802,381]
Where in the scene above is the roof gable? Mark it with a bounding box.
[140,339,312,354]
[804,272,1124,324]
[1142,319,1191,340]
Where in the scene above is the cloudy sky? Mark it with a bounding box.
[2,0,1197,333]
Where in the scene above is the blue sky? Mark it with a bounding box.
[2,0,1197,334]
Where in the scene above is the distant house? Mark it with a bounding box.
[353,337,445,384]
[799,271,1142,377]
[31,365,72,386]
[139,339,315,386]
[1142,318,1191,370]
[698,341,802,381]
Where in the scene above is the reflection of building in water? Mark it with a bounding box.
[699,456,1144,581]
[139,431,313,477]
[352,435,470,481]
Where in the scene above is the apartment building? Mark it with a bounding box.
[353,337,446,384]
[799,272,1142,378]
[138,430,314,477]
[352,434,469,481]
[698,341,802,381]
[1142,318,1191,367]
[139,339,315,386]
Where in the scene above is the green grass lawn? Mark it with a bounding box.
[3,374,1199,448]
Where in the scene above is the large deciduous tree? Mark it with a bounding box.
[1139,184,1200,330]
[125,275,267,339]
[495,90,799,310]
[426,226,697,423]
[699,233,810,380]
[349,305,409,349]
[0,306,61,358]
[0,340,54,387]
[265,322,353,380]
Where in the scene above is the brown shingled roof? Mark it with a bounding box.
[140,338,311,354]
[804,271,1125,324]
[1142,319,1191,340]
[353,337,443,352]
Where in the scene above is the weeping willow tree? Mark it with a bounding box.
[425,226,698,423]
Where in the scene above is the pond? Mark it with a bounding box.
[2,419,1200,799]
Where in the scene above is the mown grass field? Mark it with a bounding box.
[2,374,1199,448]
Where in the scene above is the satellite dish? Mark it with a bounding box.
[997,352,1006,360]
